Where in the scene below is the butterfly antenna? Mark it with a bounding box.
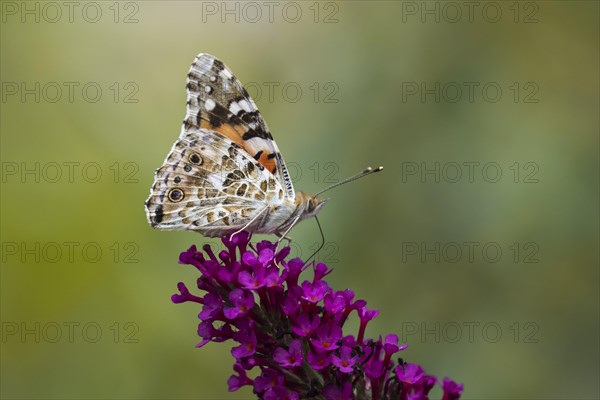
[305,215,325,266]
[314,166,383,197]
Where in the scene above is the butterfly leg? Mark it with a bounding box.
[275,215,301,251]
[229,205,269,242]
[275,232,293,244]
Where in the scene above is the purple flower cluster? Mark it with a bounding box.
[172,232,463,400]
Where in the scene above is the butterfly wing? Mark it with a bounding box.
[183,53,295,199]
[145,129,288,238]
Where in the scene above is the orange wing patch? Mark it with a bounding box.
[200,120,246,148]
[200,120,277,173]
[255,151,277,173]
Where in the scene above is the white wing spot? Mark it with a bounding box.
[196,54,215,70]
[229,101,242,115]
[209,76,217,82]
[238,99,252,112]
[220,69,233,79]
[205,99,216,111]
[204,85,212,93]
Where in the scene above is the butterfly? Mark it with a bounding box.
[145,53,381,239]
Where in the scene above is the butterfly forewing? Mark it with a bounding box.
[183,53,294,198]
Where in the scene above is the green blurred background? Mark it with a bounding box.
[1,1,598,399]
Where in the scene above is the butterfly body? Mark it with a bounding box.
[145,53,327,237]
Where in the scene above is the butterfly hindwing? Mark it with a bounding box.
[183,53,294,199]
[145,129,287,237]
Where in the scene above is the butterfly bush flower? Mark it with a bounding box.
[172,232,463,399]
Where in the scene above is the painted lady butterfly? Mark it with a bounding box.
[145,53,381,239]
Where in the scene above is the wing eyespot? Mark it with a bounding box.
[189,152,203,165]
[168,188,185,203]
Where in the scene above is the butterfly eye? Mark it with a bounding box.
[168,188,184,203]
[189,152,203,165]
[307,199,316,212]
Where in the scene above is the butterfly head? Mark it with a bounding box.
[296,192,328,219]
